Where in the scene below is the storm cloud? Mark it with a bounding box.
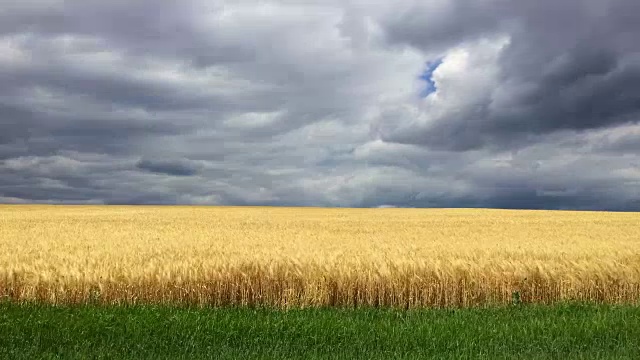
[136,158,200,177]
[0,0,639,210]
[377,0,640,151]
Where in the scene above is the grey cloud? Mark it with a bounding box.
[0,0,639,211]
[0,104,37,145]
[0,100,185,158]
[0,157,114,202]
[488,48,640,134]
[105,193,180,205]
[136,158,200,177]
[382,0,508,54]
[597,135,640,155]
[378,0,640,151]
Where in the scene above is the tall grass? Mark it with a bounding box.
[1,205,639,308]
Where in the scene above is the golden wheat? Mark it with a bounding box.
[1,205,639,308]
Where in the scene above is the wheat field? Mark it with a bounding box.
[1,205,640,308]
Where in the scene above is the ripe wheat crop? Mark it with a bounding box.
[1,205,639,308]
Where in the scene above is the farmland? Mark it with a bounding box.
[1,205,639,308]
[2,302,640,359]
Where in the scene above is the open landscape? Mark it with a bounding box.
[2,205,640,358]
[2,205,640,308]
[3,0,639,357]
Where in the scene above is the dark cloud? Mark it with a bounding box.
[379,0,640,151]
[136,159,200,177]
[0,104,37,145]
[382,0,508,54]
[105,193,179,205]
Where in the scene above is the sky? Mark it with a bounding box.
[1,0,639,210]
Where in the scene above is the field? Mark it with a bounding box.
[2,205,640,308]
[2,302,640,359]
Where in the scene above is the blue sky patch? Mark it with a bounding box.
[419,58,443,98]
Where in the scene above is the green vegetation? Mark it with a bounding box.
[1,302,639,359]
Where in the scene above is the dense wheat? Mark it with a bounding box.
[1,205,639,308]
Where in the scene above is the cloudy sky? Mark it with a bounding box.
[1,0,639,210]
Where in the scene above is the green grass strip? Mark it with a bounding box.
[1,302,639,359]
